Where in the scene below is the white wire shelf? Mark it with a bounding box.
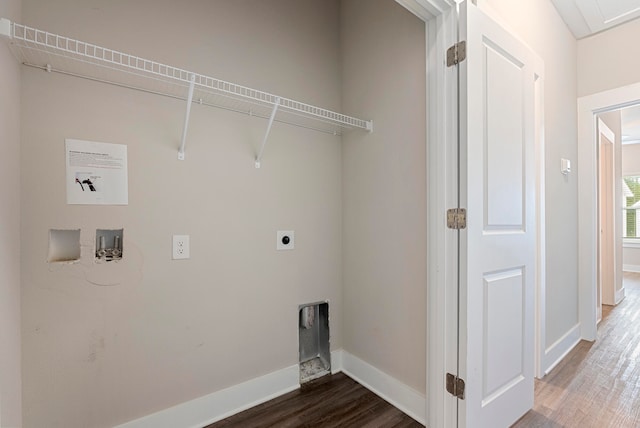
[0,18,372,163]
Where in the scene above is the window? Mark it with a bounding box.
[623,176,640,239]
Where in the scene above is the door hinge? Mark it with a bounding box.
[446,373,466,399]
[447,208,467,229]
[446,41,467,67]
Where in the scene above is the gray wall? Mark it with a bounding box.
[0,0,23,426]
[341,0,427,394]
[478,0,579,350]
[11,0,587,425]
[20,1,344,426]
[578,18,640,97]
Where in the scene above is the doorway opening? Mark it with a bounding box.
[595,103,640,314]
[578,83,640,341]
[396,1,545,426]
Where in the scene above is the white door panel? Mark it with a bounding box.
[482,267,525,402]
[459,2,540,427]
[484,41,525,230]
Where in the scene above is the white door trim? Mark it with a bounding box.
[395,1,458,427]
[396,0,547,425]
[535,72,547,379]
[578,82,640,341]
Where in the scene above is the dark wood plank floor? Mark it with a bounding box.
[513,272,640,427]
[206,372,422,428]
[209,273,640,428]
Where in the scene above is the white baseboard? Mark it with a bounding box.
[331,349,344,374]
[542,324,581,375]
[114,349,425,428]
[623,264,640,273]
[114,364,300,428]
[340,350,426,426]
[115,350,343,428]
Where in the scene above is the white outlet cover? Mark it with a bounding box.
[277,230,294,250]
[172,235,190,260]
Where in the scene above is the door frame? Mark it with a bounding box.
[597,118,616,312]
[396,0,546,426]
[577,82,640,340]
[394,1,460,426]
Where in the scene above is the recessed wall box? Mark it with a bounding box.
[47,229,81,263]
[95,229,123,261]
[299,302,330,383]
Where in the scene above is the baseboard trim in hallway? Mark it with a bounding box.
[623,265,640,273]
[542,323,581,375]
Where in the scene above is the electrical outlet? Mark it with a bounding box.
[172,235,190,259]
[277,230,294,250]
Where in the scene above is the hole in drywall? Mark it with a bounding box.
[299,302,330,383]
[47,229,81,263]
[95,229,123,262]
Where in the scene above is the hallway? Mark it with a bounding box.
[513,272,640,427]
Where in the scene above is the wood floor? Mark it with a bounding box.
[209,273,640,428]
[206,372,422,428]
[513,271,640,427]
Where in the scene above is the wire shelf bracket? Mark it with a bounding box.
[178,74,196,161]
[255,97,280,169]
[0,18,373,164]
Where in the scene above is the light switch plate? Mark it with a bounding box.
[172,235,190,259]
[277,230,294,250]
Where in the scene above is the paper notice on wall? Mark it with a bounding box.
[65,139,128,205]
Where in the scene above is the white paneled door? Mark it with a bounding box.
[458,2,542,427]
